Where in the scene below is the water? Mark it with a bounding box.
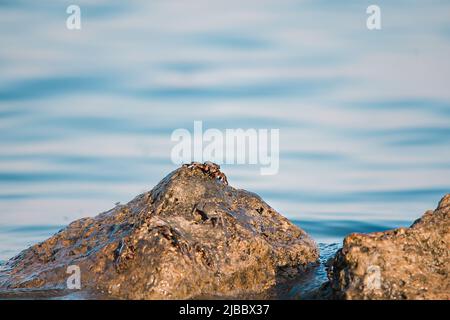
[1,0,450,262]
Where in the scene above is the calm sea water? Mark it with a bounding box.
[0,0,449,261]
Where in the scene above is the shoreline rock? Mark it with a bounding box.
[323,194,450,300]
[1,163,447,300]
[0,163,319,299]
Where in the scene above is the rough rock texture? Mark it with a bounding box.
[0,164,318,299]
[325,194,450,300]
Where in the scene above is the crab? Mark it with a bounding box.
[183,161,228,185]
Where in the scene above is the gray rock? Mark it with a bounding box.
[325,194,450,300]
[0,163,319,299]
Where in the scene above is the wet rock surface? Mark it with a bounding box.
[324,194,450,300]
[0,163,319,299]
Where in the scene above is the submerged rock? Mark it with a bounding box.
[0,163,318,299]
[325,194,450,300]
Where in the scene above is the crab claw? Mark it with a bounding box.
[204,161,220,169]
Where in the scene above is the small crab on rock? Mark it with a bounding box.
[183,161,228,185]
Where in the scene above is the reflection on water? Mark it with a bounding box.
[1,0,450,260]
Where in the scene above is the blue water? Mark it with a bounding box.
[0,0,450,261]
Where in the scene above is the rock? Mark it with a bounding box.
[0,163,319,299]
[325,194,450,300]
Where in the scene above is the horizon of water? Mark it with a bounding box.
[1,0,450,261]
